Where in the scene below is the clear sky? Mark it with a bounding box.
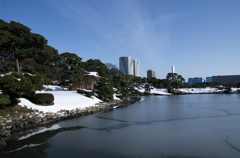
[1,0,240,80]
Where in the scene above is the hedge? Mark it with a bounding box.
[31,93,54,105]
[77,89,94,98]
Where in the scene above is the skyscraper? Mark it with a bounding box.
[147,69,156,78]
[134,60,140,77]
[172,66,175,73]
[119,56,139,76]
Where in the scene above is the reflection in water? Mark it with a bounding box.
[1,94,240,158]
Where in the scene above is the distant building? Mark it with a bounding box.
[133,60,140,77]
[212,75,240,84]
[147,69,156,78]
[119,56,133,75]
[206,77,212,83]
[172,66,175,73]
[188,77,203,85]
[119,56,139,76]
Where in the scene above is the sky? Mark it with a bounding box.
[1,0,240,80]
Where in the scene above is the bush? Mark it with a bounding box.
[167,87,174,93]
[85,91,94,97]
[31,93,54,105]
[0,94,11,106]
[77,89,85,94]
[77,89,94,98]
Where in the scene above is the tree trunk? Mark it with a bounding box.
[16,58,20,73]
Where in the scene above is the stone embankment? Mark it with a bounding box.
[0,100,124,147]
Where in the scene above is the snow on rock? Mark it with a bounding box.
[18,91,102,113]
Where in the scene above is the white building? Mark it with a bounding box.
[134,60,140,77]
[172,66,175,73]
[119,56,139,76]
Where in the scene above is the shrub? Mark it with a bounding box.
[85,91,94,97]
[167,87,174,93]
[77,89,85,94]
[77,89,94,98]
[0,94,11,106]
[31,93,54,105]
[143,91,151,95]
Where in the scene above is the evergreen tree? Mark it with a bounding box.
[85,59,109,78]
[0,20,47,73]
[96,77,114,101]
[59,52,88,86]
[166,73,185,89]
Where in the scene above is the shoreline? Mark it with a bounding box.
[0,99,132,147]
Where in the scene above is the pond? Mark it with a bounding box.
[1,94,240,158]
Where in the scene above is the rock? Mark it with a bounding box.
[5,120,12,123]
[12,117,20,121]
[12,114,19,117]
[0,139,7,147]
[6,126,12,129]
[13,111,18,114]
[0,118,4,123]
[24,113,31,117]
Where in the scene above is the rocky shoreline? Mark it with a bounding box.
[0,99,127,147]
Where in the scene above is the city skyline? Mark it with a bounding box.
[1,0,239,79]
[119,56,139,77]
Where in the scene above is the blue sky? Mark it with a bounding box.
[1,0,240,80]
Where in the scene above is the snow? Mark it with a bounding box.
[178,87,219,94]
[87,72,99,77]
[18,91,102,113]
[136,87,240,95]
[136,87,172,95]
[151,88,173,95]
[18,124,61,140]
[43,85,63,91]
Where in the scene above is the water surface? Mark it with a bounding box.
[1,94,240,158]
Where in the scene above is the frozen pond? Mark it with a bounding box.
[1,94,240,158]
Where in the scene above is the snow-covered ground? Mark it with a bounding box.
[178,87,220,94]
[136,87,172,95]
[178,87,239,94]
[151,88,173,95]
[19,91,102,113]
[136,87,239,95]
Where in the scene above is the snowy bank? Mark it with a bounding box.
[178,87,240,94]
[19,91,102,113]
[136,87,172,96]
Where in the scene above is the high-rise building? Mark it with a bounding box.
[134,60,140,77]
[119,56,139,76]
[147,69,156,78]
[172,66,175,73]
